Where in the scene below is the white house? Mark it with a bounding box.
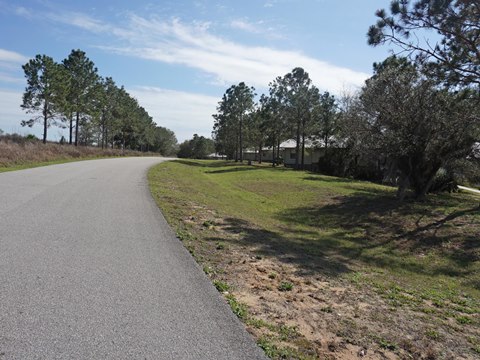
[281,139,325,169]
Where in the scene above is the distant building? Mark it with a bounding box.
[206,153,226,160]
[281,139,322,169]
[242,148,275,162]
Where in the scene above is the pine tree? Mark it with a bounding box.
[21,55,67,144]
[62,49,100,146]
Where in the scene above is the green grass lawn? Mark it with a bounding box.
[149,159,480,359]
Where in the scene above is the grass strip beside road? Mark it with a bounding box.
[148,159,480,360]
[0,156,119,173]
[0,141,155,172]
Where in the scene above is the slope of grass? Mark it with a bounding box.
[149,159,480,359]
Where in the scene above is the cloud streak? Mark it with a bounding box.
[104,17,368,92]
[0,49,29,64]
[35,10,369,93]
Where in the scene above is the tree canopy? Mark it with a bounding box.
[368,0,480,86]
[20,49,177,155]
[21,55,67,144]
[350,56,479,198]
[178,134,215,159]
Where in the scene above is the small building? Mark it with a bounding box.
[243,148,275,162]
[206,153,226,160]
[281,139,324,170]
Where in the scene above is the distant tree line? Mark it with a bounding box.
[20,49,177,155]
[212,0,479,199]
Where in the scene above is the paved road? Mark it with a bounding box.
[0,157,266,360]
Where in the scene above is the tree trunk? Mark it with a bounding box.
[105,127,108,149]
[397,175,410,201]
[101,111,105,149]
[324,135,329,160]
[69,113,73,145]
[301,131,305,170]
[74,111,79,146]
[42,104,47,144]
[259,142,263,164]
[239,116,243,162]
[272,134,276,167]
[415,166,441,200]
[295,120,300,169]
[277,139,281,165]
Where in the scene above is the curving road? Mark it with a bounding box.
[0,157,266,360]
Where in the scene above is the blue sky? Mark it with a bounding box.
[0,0,391,141]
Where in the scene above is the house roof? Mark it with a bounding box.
[281,137,347,149]
[280,138,324,149]
[243,137,346,153]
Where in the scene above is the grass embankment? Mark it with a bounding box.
[0,140,150,172]
[149,160,480,360]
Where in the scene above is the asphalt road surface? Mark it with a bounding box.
[0,157,266,360]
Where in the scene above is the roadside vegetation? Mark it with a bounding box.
[0,133,153,172]
[16,49,178,153]
[149,160,479,359]
[156,4,480,357]
[207,0,479,200]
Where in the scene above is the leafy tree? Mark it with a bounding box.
[353,56,479,199]
[246,96,270,163]
[18,49,174,152]
[316,92,338,153]
[151,126,178,156]
[314,91,339,171]
[62,49,100,146]
[95,77,117,149]
[212,82,255,162]
[21,54,67,144]
[178,134,215,159]
[258,93,286,166]
[271,68,320,169]
[212,92,235,159]
[368,0,480,86]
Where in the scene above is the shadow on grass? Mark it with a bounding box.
[275,191,479,278]
[205,167,262,174]
[206,187,478,280]
[173,159,235,167]
[208,217,351,276]
[303,175,355,183]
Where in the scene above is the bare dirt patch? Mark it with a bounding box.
[178,206,478,360]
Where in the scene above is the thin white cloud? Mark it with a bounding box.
[0,73,24,84]
[0,49,28,88]
[21,7,368,93]
[229,18,284,40]
[128,86,218,141]
[0,49,29,64]
[231,19,262,34]
[15,6,33,19]
[90,16,369,93]
[46,11,112,34]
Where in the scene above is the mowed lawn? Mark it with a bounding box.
[149,159,480,359]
